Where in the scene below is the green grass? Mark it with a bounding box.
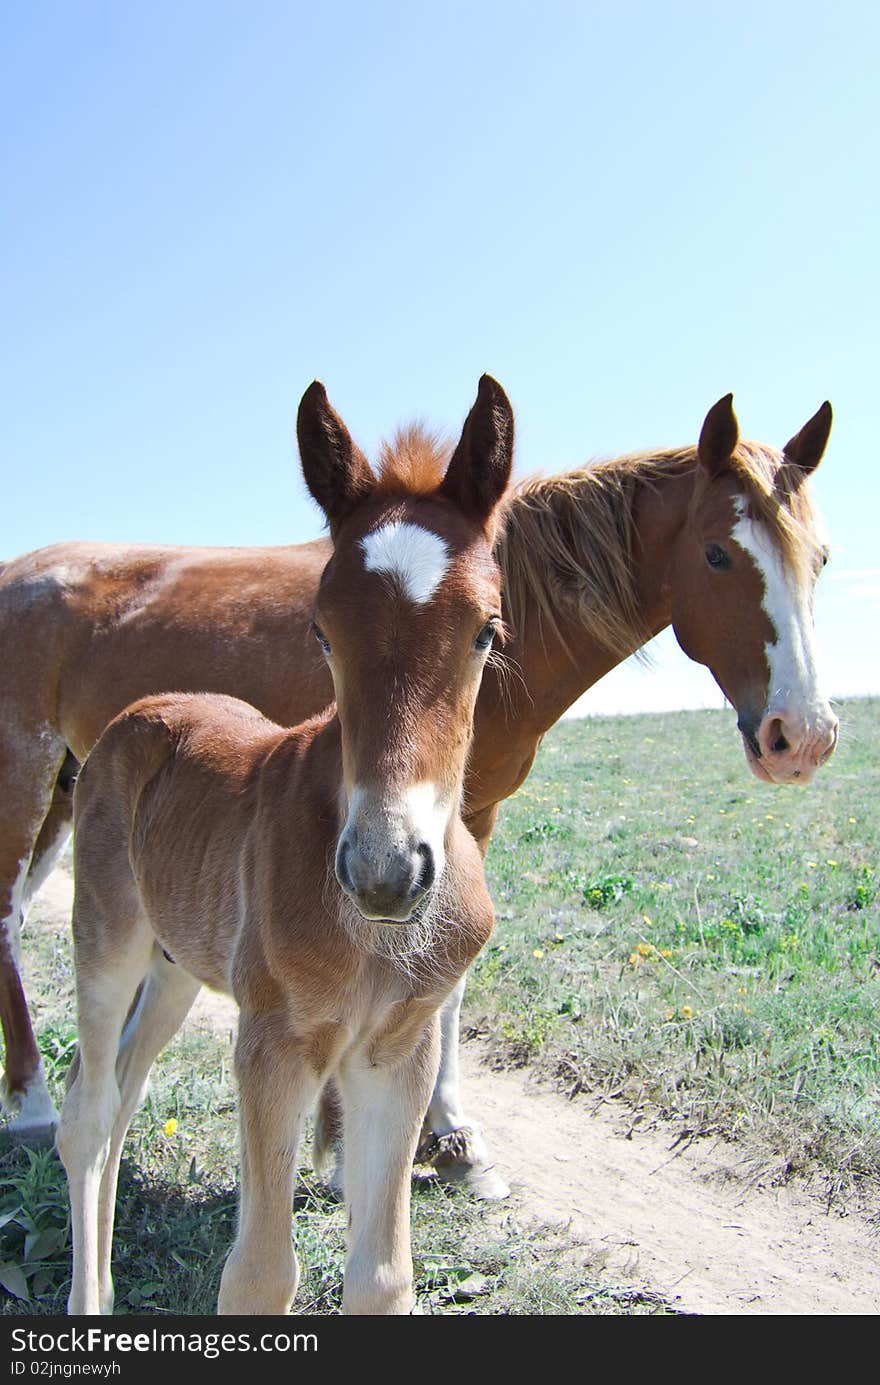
[1,981,670,1316]
[3,695,877,1314]
[472,695,880,1196]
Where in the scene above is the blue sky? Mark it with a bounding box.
[3,2,877,714]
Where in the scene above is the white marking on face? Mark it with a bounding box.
[732,504,828,721]
[401,781,450,873]
[361,522,450,604]
[343,781,451,876]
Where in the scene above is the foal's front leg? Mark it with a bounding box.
[218,1011,320,1315]
[337,1015,440,1315]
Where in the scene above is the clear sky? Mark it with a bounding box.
[3,2,877,715]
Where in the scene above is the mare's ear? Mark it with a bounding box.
[697,394,739,478]
[783,401,832,475]
[440,375,514,524]
[297,382,373,533]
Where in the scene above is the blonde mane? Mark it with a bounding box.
[498,442,823,659]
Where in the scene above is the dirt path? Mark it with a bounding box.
[27,866,880,1316]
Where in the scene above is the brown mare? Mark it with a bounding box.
[1,392,837,1199]
[54,376,513,1315]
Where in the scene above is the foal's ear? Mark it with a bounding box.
[783,401,832,475]
[440,375,514,524]
[698,394,739,478]
[297,382,374,532]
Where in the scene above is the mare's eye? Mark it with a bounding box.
[474,622,498,652]
[312,623,331,656]
[821,548,830,569]
[705,543,731,571]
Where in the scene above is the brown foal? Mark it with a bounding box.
[54,376,514,1315]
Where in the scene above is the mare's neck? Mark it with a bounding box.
[468,461,695,806]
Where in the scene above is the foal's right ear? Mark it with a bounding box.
[440,375,515,525]
[297,382,374,533]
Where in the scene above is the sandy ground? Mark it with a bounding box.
[23,866,880,1316]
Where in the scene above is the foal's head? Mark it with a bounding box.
[668,395,837,784]
[298,376,513,922]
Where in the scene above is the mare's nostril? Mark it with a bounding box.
[764,717,789,755]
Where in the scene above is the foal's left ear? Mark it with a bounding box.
[698,394,739,478]
[440,375,514,524]
[783,401,832,475]
[297,382,374,533]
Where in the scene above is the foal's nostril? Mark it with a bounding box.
[335,838,354,893]
[412,843,435,898]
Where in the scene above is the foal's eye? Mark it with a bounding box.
[705,543,731,572]
[312,623,331,656]
[474,622,498,652]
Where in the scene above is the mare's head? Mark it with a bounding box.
[668,395,837,784]
[298,375,513,922]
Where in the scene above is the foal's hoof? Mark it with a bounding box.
[419,1126,511,1201]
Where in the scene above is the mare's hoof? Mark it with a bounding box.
[0,1118,58,1151]
[419,1126,511,1200]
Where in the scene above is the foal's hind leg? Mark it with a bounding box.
[312,1078,344,1195]
[90,949,201,1314]
[0,724,68,1138]
[56,902,154,1315]
[218,1011,322,1315]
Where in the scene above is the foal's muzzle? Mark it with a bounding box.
[335,835,436,922]
[335,783,448,922]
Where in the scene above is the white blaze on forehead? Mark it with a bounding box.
[732,502,827,716]
[360,521,450,604]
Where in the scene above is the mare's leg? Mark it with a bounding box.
[23,753,78,904]
[55,878,154,1315]
[420,974,509,1198]
[419,802,508,1197]
[218,1011,320,1315]
[0,725,68,1138]
[337,1015,440,1315]
[91,949,201,1314]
